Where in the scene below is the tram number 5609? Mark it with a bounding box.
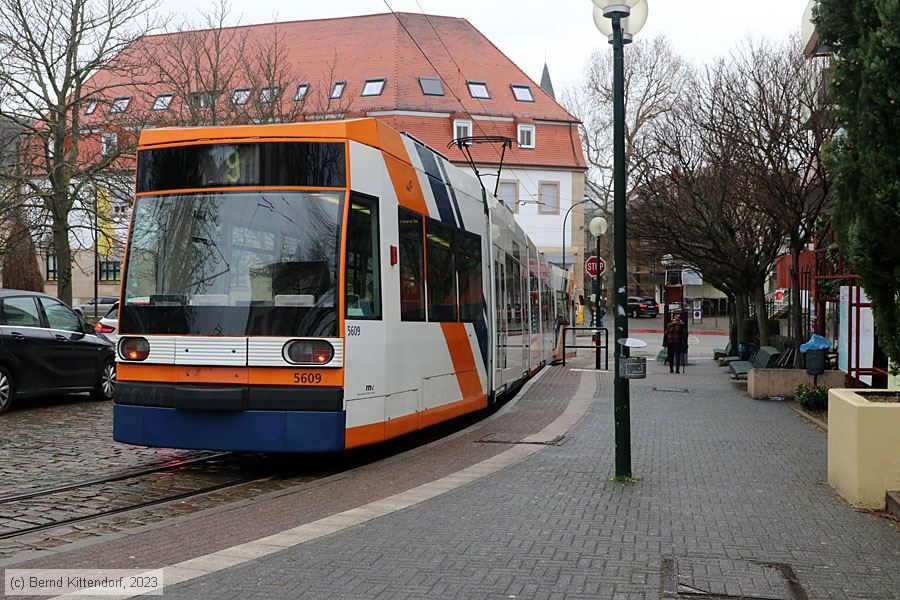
[347,325,361,336]
[293,372,322,384]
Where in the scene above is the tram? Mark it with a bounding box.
[113,118,562,452]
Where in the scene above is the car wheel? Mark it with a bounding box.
[631,309,639,319]
[0,366,14,415]
[91,361,116,401]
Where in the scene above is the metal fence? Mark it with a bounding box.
[560,326,609,370]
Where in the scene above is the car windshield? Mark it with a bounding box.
[120,190,344,336]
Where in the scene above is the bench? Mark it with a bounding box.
[729,346,781,380]
[713,342,733,360]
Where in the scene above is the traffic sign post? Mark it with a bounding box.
[585,255,606,278]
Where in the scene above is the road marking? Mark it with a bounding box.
[53,370,599,600]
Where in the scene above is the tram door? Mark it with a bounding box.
[494,256,507,386]
[343,193,387,407]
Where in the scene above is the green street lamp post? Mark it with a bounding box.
[591,0,648,479]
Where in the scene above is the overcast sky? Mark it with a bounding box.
[160,0,812,94]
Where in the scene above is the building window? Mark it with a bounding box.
[419,76,444,96]
[453,119,472,142]
[152,93,175,111]
[84,100,98,115]
[109,96,131,114]
[511,84,535,102]
[258,87,279,104]
[345,193,381,319]
[426,218,457,322]
[101,132,117,156]
[361,78,385,97]
[232,88,251,105]
[293,83,309,102]
[330,81,345,99]
[457,231,484,322]
[538,181,559,214]
[99,259,121,282]
[398,208,425,321]
[46,255,57,281]
[466,81,490,99]
[497,181,518,212]
[517,124,535,149]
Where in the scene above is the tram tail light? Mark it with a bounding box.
[119,337,150,361]
[284,340,334,365]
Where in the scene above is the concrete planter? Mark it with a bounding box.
[747,369,845,399]
[827,388,900,508]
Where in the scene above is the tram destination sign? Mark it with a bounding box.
[137,141,346,192]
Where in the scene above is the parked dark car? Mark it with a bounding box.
[627,296,659,318]
[0,290,116,415]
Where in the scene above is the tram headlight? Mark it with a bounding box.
[284,340,334,365]
[119,337,150,361]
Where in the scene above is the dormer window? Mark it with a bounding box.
[151,93,174,111]
[511,85,534,102]
[231,88,251,106]
[454,119,472,142]
[293,83,309,102]
[84,100,98,116]
[517,124,535,149]
[467,81,490,99]
[109,96,131,114]
[258,87,279,104]
[330,81,345,100]
[361,78,385,97]
[419,76,444,96]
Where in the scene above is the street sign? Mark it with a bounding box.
[585,256,606,278]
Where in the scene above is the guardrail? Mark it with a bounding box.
[560,326,609,370]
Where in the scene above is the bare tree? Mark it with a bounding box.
[564,36,690,214]
[148,1,352,128]
[630,61,786,347]
[718,38,837,362]
[0,0,160,304]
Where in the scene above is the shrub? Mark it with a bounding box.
[795,383,829,412]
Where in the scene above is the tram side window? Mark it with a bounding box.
[426,218,457,322]
[457,231,484,322]
[345,194,381,319]
[398,208,425,321]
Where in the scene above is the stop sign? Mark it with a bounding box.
[585,256,606,278]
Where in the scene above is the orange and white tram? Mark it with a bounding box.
[113,118,561,452]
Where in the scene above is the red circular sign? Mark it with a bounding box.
[585,256,605,278]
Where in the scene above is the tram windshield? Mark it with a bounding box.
[120,190,344,337]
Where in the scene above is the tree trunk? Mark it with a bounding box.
[52,220,74,306]
[790,247,803,367]
[2,221,44,292]
[734,292,749,352]
[753,282,770,346]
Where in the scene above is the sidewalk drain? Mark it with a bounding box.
[662,558,808,600]
[475,434,566,446]
[653,387,690,393]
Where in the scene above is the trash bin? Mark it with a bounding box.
[805,349,825,376]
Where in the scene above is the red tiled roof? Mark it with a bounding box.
[83,12,585,169]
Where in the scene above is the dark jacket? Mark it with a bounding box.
[664,320,686,346]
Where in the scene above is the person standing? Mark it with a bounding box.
[664,314,687,374]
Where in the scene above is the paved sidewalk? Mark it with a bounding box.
[158,359,899,599]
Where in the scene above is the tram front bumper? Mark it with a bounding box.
[113,404,347,452]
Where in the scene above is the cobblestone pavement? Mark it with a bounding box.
[158,358,899,599]
[0,396,208,496]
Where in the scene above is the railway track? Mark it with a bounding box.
[0,453,281,541]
